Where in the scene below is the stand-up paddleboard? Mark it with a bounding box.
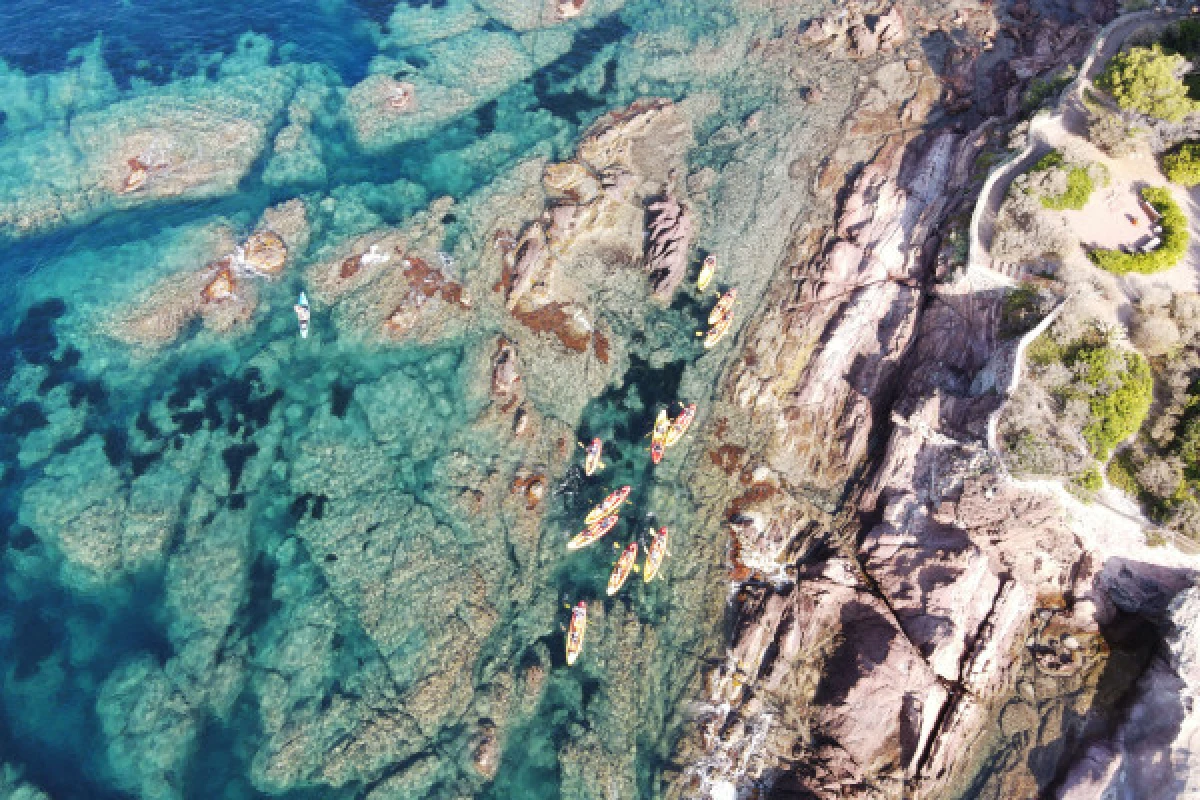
[295,292,310,339]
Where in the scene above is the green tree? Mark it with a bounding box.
[1164,141,1200,186]
[1081,351,1153,459]
[1097,45,1199,123]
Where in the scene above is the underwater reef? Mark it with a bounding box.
[0,0,863,797]
[7,1,1199,799]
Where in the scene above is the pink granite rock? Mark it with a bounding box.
[643,191,694,301]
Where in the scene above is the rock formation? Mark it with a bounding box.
[109,200,307,347]
[668,3,1200,798]
[644,191,695,301]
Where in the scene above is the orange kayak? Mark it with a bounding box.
[566,601,587,666]
[697,255,717,292]
[644,526,669,582]
[664,404,696,447]
[567,513,619,550]
[583,437,605,476]
[607,542,639,596]
[650,409,670,465]
[703,313,732,349]
[707,288,737,325]
[583,485,631,528]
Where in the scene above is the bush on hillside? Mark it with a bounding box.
[1164,141,1200,186]
[1044,166,1095,210]
[1072,346,1153,459]
[1089,187,1189,274]
[1025,150,1098,210]
[1096,45,1199,123]
[992,190,1074,265]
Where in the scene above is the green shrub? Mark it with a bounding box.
[1079,350,1153,459]
[1177,415,1200,466]
[1074,466,1104,492]
[1162,19,1200,60]
[1027,333,1063,366]
[1027,150,1096,210]
[1031,151,1065,172]
[1022,69,1074,112]
[1000,283,1044,339]
[1043,166,1095,210]
[1097,45,1199,122]
[1108,450,1141,494]
[1089,187,1189,274]
[1164,141,1200,186]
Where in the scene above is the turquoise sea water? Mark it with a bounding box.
[0,0,834,797]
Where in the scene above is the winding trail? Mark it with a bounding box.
[967,8,1200,556]
[968,8,1185,281]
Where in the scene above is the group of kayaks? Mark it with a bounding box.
[564,402,695,665]
[700,287,737,349]
[565,256,731,667]
[651,402,696,464]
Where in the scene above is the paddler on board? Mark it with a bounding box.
[580,437,605,476]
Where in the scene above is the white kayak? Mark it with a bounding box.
[295,291,310,339]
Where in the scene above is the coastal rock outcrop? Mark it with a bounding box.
[672,4,1200,798]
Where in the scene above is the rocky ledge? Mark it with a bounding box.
[667,1,1200,798]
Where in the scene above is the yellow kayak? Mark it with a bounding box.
[644,526,668,582]
[697,255,717,292]
[583,485,631,528]
[651,409,670,465]
[703,313,733,349]
[707,288,737,325]
[566,513,618,550]
[566,601,587,666]
[663,404,696,448]
[607,542,639,596]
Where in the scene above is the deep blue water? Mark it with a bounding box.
[0,0,380,85]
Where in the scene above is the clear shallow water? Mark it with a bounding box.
[0,0,815,797]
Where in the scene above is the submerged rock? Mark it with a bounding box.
[491,338,521,400]
[201,264,237,303]
[239,231,287,276]
[471,722,501,779]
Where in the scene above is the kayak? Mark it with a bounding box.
[664,404,696,448]
[566,601,587,666]
[644,526,669,583]
[583,485,631,528]
[606,542,639,596]
[566,513,619,550]
[650,409,670,465]
[707,288,737,325]
[583,437,605,476]
[697,254,717,292]
[703,313,733,349]
[295,291,310,339]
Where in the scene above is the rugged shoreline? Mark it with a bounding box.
[669,2,1200,798]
